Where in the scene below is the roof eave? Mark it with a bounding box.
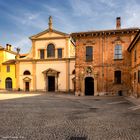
[128,30,140,52]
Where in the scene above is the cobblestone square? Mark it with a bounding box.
[0,93,140,140]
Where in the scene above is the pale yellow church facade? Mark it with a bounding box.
[16,17,75,92]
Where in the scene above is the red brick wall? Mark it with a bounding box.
[131,40,140,97]
[74,32,137,95]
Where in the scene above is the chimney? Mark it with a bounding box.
[116,17,121,29]
[9,44,12,51]
[6,44,9,50]
[6,44,12,51]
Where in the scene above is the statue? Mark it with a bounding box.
[48,16,53,30]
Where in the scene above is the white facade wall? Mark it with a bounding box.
[19,62,33,90]
[36,61,66,91]
[35,39,67,59]
[17,28,75,92]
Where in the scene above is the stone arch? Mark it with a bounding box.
[23,70,31,75]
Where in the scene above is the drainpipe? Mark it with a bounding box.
[102,33,104,93]
[68,58,70,92]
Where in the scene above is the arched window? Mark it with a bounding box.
[47,44,55,58]
[5,77,12,90]
[114,45,122,59]
[23,70,31,75]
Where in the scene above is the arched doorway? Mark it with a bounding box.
[85,77,94,95]
[23,77,31,91]
[5,77,12,90]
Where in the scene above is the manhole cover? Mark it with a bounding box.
[94,99,100,101]
[88,107,98,112]
[69,137,87,140]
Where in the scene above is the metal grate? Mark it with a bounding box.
[69,137,87,140]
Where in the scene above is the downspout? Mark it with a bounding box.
[68,58,70,92]
[102,33,104,93]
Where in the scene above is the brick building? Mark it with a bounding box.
[128,31,140,97]
[71,17,139,96]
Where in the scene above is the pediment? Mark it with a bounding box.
[42,68,60,74]
[23,77,31,81]
[112,36,125,44]
[30,29,69,39]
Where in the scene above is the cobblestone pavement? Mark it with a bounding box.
[0,93,140,140]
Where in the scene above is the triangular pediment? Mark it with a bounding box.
[42,68,60,74]
[23,77,31,81]
[30,29,69,39]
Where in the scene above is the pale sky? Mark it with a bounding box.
[0,0,140,53]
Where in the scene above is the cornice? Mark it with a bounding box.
[16,58,75,62]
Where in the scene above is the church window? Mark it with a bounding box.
[40,49,44,59]
[47,44,55,58]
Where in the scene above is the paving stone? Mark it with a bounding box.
[0,94,139,140]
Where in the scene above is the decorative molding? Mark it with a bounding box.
[83,40,96,45]
[112,36,125,44]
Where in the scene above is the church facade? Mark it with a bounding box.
[16,17,75,92]
[0,16,140,98]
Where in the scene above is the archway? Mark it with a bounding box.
[85,77,94,95]
[5,77,12,90]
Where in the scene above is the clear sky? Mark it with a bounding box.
[0,0,140,53]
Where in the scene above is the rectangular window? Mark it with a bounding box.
[7,65,10,72]
[40,49,44,59]
[58,48,62,58]
[114,45,122,59]
[134,49,137,62]
[114,71,121,84]
[86,46,93,61]
[138,70,140,83]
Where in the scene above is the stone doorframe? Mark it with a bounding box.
[42,68,60,92]
[80,74,98,96]
[23,77,31,91]
[77,66,98,96]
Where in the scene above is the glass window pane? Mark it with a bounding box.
[40,49,44,59]
[86,46,93,61]
[114,45,122,59]
[58,48,62,58]
[47,44,55,57]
